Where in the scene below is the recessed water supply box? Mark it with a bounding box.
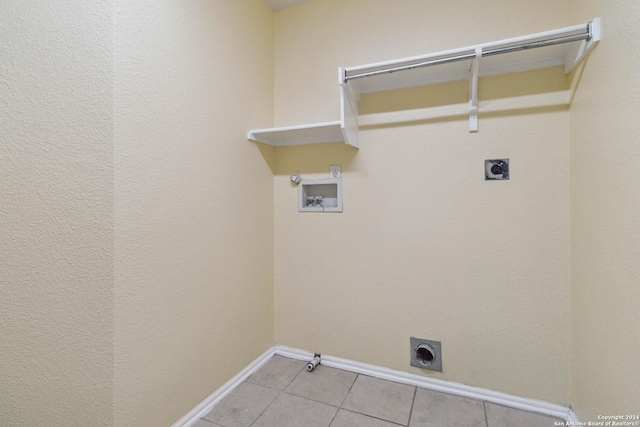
[298,178,342,212]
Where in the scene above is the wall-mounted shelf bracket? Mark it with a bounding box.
[247,19,600,146]
[469,47,482,133]
[563,18,601,73]
[339,67,360,149]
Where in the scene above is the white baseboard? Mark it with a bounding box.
[565,409,581,423]
[174,344,577,426]
[172,346,275,427]
[275,345,575,421]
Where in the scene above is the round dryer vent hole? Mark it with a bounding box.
[415,344,436,367]
[410,337,442,372]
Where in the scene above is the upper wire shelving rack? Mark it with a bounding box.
[248,18,601,148]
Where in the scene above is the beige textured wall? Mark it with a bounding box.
[273,0,573,404]
[0,1,114,426]
[1,1,274,425]
[569,1,640,420]
[113,1,275,425]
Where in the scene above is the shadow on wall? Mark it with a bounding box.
[253,141,277,174]
[248,132,358,176]
[272,142,359,176]
[358,66,571,130]
[568,56,589,108]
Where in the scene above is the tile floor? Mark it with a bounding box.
[195,355,564,427]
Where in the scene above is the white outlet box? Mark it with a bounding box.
[330,165,341,178]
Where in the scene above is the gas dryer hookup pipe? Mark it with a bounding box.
[306,355,321,372]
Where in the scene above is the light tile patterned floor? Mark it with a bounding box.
[196,355,564,427]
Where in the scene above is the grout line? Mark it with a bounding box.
[244,355,306,393]
[337,372,359,408]
[344,409,408,426]
[247,355,307,427]
[335,374,414,426]
[282,357,308,391]
[241,380,287,394]
[407,385,418,427]
[336,409,407,426]
[483,400,490,427]
[281,390,341,409]
[326,403,340,427]
[247,387,282,427]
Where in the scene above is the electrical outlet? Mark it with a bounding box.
[330,165,341,178]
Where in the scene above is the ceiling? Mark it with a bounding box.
[264,0,314,11]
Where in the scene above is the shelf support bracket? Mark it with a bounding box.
[469,47,482,133]
[339,67,360,149]
[564,18,601,73]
